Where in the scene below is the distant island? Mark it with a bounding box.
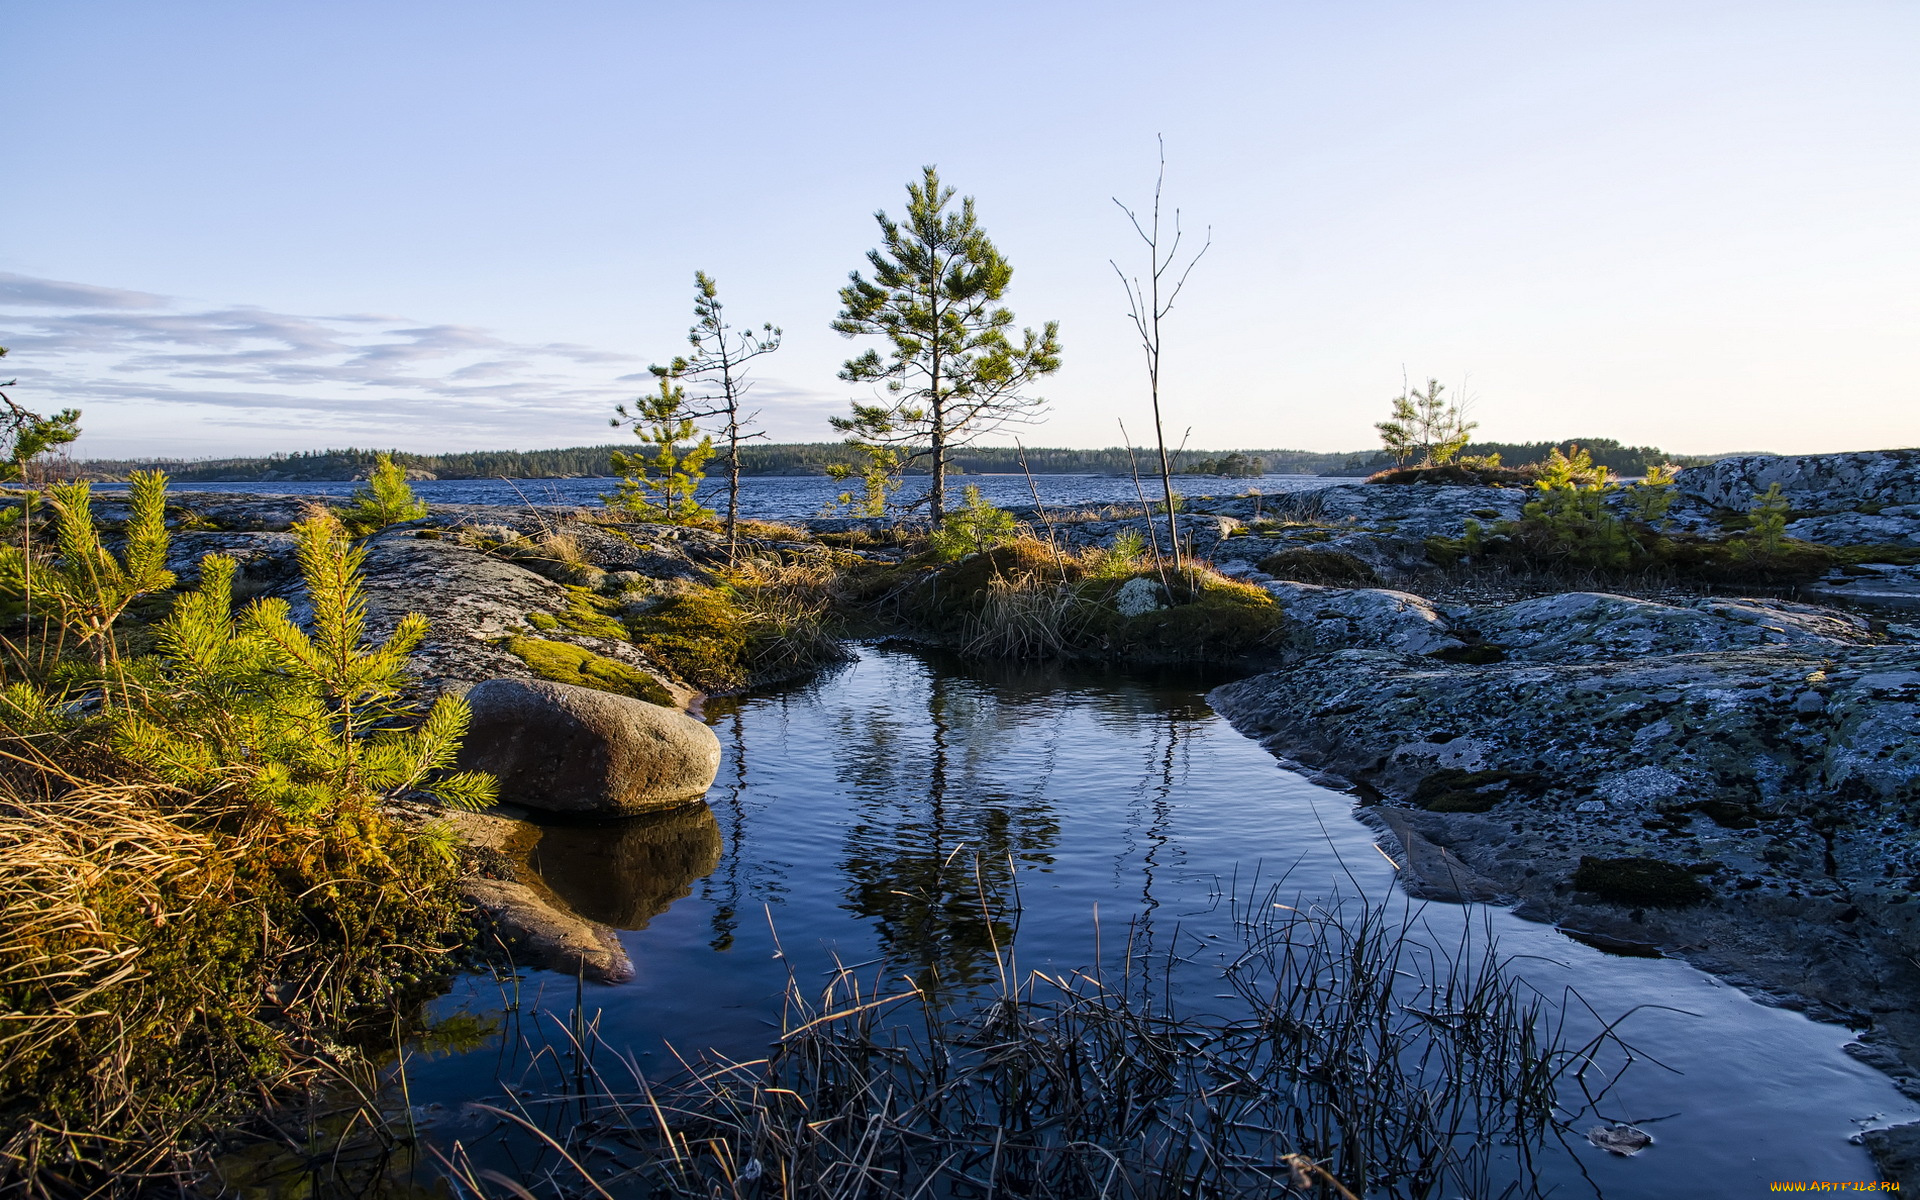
[66,438,1721,483]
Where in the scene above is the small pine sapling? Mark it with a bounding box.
[1624,463,1679,529]
[115,514,496,822]
[1747,483,1791,552]
[36,473,175,671]
[1521,446,1632,570]
[659,272,781,560]
[338,452,428,534]
[825,442,903,517]
[928,486,1016,560]
[605,375,717,524]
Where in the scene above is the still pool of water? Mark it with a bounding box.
[400,645,1917,1196]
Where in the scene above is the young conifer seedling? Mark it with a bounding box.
[339,452,428,535]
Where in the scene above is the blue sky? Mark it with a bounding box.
[4,1,1915,459]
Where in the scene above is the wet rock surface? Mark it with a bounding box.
[1864,1121,1920,1188]
[439,808,634,984]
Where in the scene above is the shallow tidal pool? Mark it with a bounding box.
[394,644,1916,1196]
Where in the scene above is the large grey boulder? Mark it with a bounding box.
[459,679,721,815]
[1676,449,1920,512]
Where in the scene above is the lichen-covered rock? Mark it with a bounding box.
[1053,514,1240,558]
[1677,449,1920,513]
[1260,582,1464,655]
[1783,509,1920,546]
[165,530,301,593]
[1245,483,1527,538]
[1216,531,1432,580]
[458,679,721,815]
[1466,592,1867,661]
[1113,576,1165,616]
[1209,643,1920,1029]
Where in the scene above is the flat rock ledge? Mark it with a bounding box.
[441,809,633,984]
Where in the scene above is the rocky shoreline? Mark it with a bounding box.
[98,447,1920,1182]
[1193,451,1920,1181]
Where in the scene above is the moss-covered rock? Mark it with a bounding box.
[625,587,755,691]
[525,586,629,640]
[1255,548,1380,585]
[504,635,675,706]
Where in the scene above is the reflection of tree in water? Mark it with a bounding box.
[1117,704,1194,977]
[529,804,722,930]
[835,665,1061,987]
[701,707,753,950]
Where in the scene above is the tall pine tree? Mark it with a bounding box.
[832,168,1061,522]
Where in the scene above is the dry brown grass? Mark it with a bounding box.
[0,758,246,1189]
[735,519,811,543]
[0,742,469,1193]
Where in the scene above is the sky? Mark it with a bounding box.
[3,0,1916,461]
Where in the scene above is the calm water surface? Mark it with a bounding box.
[402,646,1916,1196]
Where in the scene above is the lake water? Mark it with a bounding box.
[390,645,1916,1196]
[140,472,1336,519]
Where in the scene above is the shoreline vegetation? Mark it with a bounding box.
[57,436,1718,484]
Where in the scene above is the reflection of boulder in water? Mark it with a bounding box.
[528,803,723,931]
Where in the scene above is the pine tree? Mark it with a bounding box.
[1376,377,1477,466]
[35,473,175,670]
[833,167,1061,522]
[659,273,780,559]
[115,512,495,821]
[338,452,427,534]
[605,376,717,524]
[0,347,80,483]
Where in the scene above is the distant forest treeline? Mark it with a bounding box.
[71,437,1720,482]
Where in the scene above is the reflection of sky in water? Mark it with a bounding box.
[412,646,1918,1196]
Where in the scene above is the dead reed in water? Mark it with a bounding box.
[436,878,1612,1199]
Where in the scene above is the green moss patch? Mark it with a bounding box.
[1255,548,1379,585]
[1412,769,1544,813]
[504,635,674,705]
[1571,855,1712,907]
[625,588,754,692]
[526,587,629,640]
[1101,572,1285,658]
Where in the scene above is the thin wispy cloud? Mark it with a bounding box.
[0,272,843,455]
